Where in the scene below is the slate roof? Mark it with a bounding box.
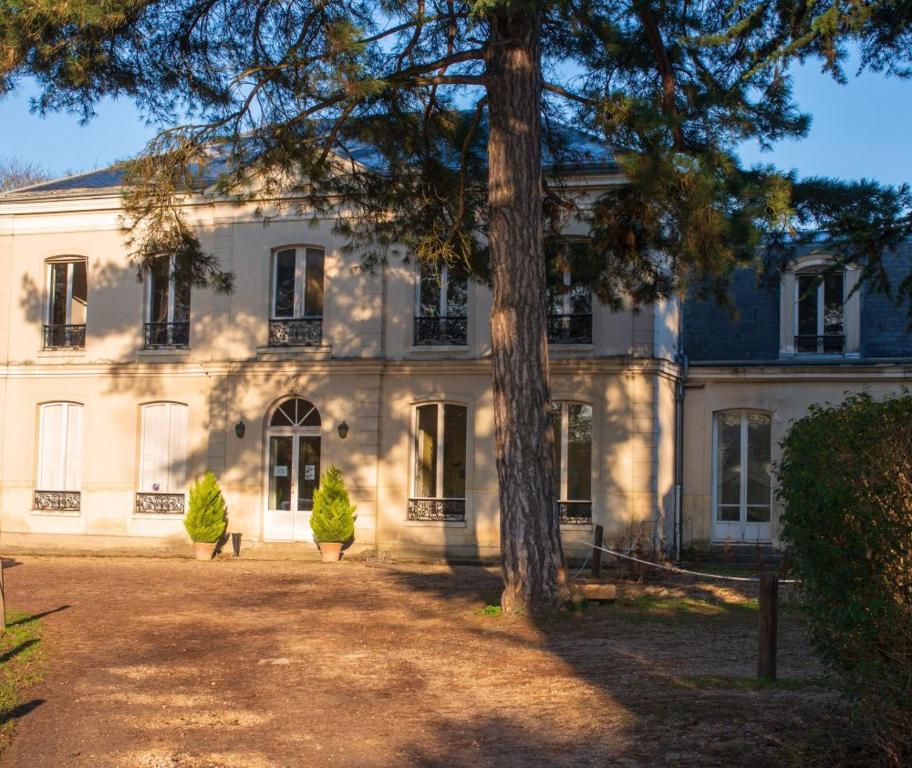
[1,116,617,199]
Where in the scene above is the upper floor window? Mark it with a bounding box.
[408,402,468,521]
[145,255,190,348]
[414,264,468,346]
[136,402,188,514]
[34,402,83,511]
[547,269,592,345]
[44,258,87,350]
[551,401,593,524]
[796,268,845,354]
[269,246,324,347]
[781,257,859,357]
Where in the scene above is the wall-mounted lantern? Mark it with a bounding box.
[337,421,349,440]
[235,420,246,439]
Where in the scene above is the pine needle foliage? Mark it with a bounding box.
[184,471,228,543]
[310,466,356,543]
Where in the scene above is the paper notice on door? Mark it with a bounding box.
[304,465,316,480]
[274,465,289,477]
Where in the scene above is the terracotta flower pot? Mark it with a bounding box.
[193,541,214,561]
[319,542,343,563]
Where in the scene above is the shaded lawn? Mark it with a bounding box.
[0,610,44,754]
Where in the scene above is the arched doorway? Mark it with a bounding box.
[263,397,321,541]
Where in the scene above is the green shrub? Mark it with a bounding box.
[777,392,912,764]
[183,471,228,543]
[310,466,356,543]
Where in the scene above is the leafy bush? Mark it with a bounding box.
[310,466,356,543]
[777,392,912,764]
[184,471,228,543]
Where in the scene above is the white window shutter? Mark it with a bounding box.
[168,404,188,492]
[140,404,166,491]
[64,404,83,490]
[39,404,63,489]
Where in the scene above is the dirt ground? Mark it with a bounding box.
[0,555,846,767]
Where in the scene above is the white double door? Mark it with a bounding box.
[264,429,321,541]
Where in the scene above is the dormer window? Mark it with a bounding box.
[44,258,87,350]
[780,256,859,357]
[796,269,845,354]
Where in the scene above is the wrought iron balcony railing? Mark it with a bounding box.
[144,322,190,348]
[135,492,185,514]
[42,324,86,350]
[794,334,845,354]
[558,500,592,525]
[34,490,81,512]
[268,317,323,347]
[547,314,593,345]
[407,498,466,522]
[413,315,468,346]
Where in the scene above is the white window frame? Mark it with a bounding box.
[552,401,593,502]
[270,246,324,319]
[416,264,467,319]
[36,402,84,492]
[138,402,188,495]
[711,409,773,541]
[779,255,860,357]
[45,257,87,326]
[144,254,188,324]
[410,401,468,502]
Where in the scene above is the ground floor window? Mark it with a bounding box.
[409,402,467,522]
[551,402,593,524]
[35,402,83,511]
[713,410,772,542]
[136,402,188,514]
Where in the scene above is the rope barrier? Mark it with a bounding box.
[567,536,796,584]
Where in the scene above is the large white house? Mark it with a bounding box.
[0,158,908,560]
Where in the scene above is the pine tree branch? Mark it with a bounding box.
[543,82,594,105]
[634,2,685,150]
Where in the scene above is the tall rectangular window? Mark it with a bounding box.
[414,264,468,345]
[408,402,468,522]
[145,255,191,348]
[138,402,188,509]
[796,270,844,353]
[551,402,593,524]
[34,402,83,511]
[546,269,592,344]
[714,411,772,527]
[269,247,324,346]
[44,259,87,349]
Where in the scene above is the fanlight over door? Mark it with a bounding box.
[264,398,322,542]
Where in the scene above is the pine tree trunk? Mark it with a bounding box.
[486,7,566,614]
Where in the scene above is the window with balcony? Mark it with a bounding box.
[269,246,324,346]
[414,264,468,346]
[145,256,191,348]
[795,269,845,354]
[136,402,188,514]
[408,402,468,521]
[547,270,592,344]
[551,402,593,524]
[44,258,87,350]
[34,402,83,511]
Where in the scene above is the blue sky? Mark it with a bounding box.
[1,54,910,187]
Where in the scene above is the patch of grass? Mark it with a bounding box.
[671,674,830,692]
[0,610,45,753]
[473,604,503,617]
[612,594,758,622]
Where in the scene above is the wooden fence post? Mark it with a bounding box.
[0,558,6,631]
[591,525,604,579]
[758,572,778,680]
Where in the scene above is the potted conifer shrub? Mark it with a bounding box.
[310,466,356,563]
[184,471,228,561]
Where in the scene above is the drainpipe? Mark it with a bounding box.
[672,298,688,562]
